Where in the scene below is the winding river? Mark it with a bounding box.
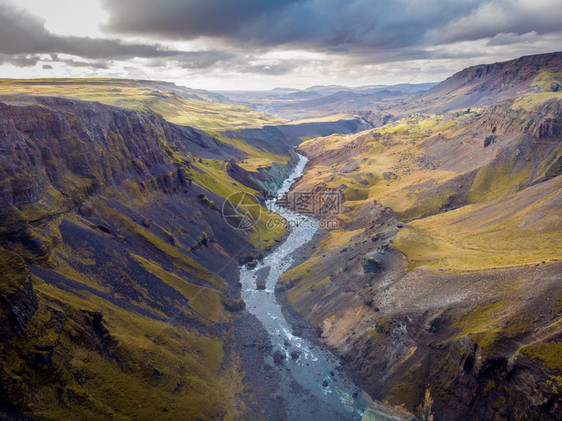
[240,155,401,421]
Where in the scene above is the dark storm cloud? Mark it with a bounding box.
[0,0,234,69]
[50,58,111,69]
[102,0,562,65]
[103,0,557,50]
[2,0,560,77]
[429,1,562,45]
[103,0,305,41]
[0,1,170,58]
[0,54,41,67]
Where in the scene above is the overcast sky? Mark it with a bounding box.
[0,0,560,90]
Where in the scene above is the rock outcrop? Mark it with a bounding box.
[0,249,38,340]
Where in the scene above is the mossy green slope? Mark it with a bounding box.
[0,78,285,130]
[0,95,290,419]
[277,93,562,418]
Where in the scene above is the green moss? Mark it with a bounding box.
[0,248,29,295]
[0,206,29,235]
[0,278,247,421]
[385,364,425,412]
[393,176,561,271]
[520,342,562,371]
[469,158,531,204]
[130,254,229,323]
[399,190,456,220]
[376,317,391,334]
[343,187,369,201]
[0,79,286,131]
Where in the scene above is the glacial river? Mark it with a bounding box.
[240,155,402,421]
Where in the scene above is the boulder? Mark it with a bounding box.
[483,135,496,147]
[273,350,286,365]
[222,297,246,312]
[363,257,383,273]
[78,205,93,217]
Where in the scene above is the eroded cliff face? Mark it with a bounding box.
[0,249,38,340]
[0,92,378,419]
[0,97,243,211]
[0,96,292,419]
[276,97,562,419]
[411,51,562,113]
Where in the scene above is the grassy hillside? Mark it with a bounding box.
[297,102,560,222]
[393,175,561,271]
[277,92,562,418]
[0,78,286,130]
[0,96,288,419]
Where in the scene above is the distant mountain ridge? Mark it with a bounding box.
[412,51,562,112]
[219,82,437,119]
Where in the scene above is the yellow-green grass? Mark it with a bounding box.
[297,119,466,218]
[0,248,28,295]
[468,157,532,204]
[318,228,364,252]
[520,341,562,371]
[198,132,291,171]
[99,156,285,251]
[278,255,325,304]
[298,104,560,225]
[0,78,293,182]
[378,114,459,138]
[188,159,286,248]
[454,293,561,358]
[0,78,285,131]
[20,280,245,421]
[278,229,364,305]
[512,91,562,110]
[130,254,229,323]
[393,176,562,271]
[145,93,285,130]
[510,70,562,110]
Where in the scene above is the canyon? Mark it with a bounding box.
[0,52,560,420]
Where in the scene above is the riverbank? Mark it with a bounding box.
[237,154,408,420]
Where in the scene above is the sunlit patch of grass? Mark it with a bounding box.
[129,254,228,323]
[520,342,562,371]
[24,282,246,421]
[393,177,562,271]
[343,187,369,201]
[0,78,285,130]
[510,70,562,110]
[318,228,363,252]
[468,156,532,204]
